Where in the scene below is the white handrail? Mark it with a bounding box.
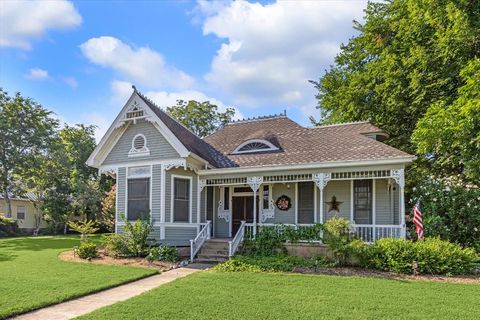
[190,220,211,262]
[228,221,246,257]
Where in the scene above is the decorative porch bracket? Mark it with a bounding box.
[247,176,263,236]
[198,179,207,192]
[313,173,331,224]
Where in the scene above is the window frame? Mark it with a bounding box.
[231,139,279,154]
[126,166,151,222]
[353,179,373,224]
[128,133,150,157]
[16,205,26,220]
[170,174,193,223]
[297,181,314,224]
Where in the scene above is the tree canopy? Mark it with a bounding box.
[310,0,480,155]
[166,100,235,137]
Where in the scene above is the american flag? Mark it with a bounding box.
[413,200,424,240]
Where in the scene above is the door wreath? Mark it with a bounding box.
[276,195,291,211]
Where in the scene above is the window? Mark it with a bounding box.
[232,139,279,154]
[127,178,150,221]
[223,187,230,210]
[354,180,372,224]
[129,134,149,156]
[298,182,314,223]
[16,206,25,220]
[173,178,190,222]
[262,185,270,210]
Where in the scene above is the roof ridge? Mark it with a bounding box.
[308,120,371,129]
[227,112,287,125]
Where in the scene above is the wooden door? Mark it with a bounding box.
[232,196,258,236]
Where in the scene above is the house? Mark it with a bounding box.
[87,86,414,260]
[0,192,47,232]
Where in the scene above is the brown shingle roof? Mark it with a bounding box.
[204,116,412,167]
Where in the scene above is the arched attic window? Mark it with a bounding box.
[129,134,150,157]
[232,139,279,154]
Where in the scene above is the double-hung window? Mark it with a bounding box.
[16,206,25,220]
[127,178,150,221]
[173,177,190,222]
[354,180,372,224]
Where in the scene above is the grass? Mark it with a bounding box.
[79,271,480,320]
[0,235,156,319]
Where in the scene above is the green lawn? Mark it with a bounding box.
[79,271,480,320]
[0,235,156,319]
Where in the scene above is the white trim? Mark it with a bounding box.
[128,133,150,157]
[150,165,153,224]
[170,174,193,223]
[228,187,232,237]
[115,167,119,233]
[372,179,376,241]
[350,180,354,223]
[100,158,185,173]
[197,176,200,224]
[294,183,298,225]
[232,139,279,154]
[125,165,152,221]
[197,157,415,176]
[314,184,317,223]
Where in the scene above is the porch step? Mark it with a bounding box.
[194,239,230,263]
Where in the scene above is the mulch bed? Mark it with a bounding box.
[58,249,180,272]
[292,266,480,284]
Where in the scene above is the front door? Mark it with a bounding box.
[232,196,258,235]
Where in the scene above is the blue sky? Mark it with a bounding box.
[0,0,367,140]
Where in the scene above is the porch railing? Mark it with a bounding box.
[228,221,246,257]
[190,220,211,262]
[352,224,403,243]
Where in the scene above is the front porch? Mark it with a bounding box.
[198,168,406,253]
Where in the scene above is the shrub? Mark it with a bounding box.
[103,233,130,258]
[323,217,355,265]
[240,227,286,256]
[103,215,153,257]
[0,216,19,237]
[146,246,178,262]
[74,242,98,259]
[356,237,478,275]
[214,254,331,273]
[68,219,99,243]
[283,224,324,243]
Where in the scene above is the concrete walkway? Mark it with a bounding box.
[12,263,211,320]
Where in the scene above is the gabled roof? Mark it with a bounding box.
[204,116,413,168]
[0,192,39,202]
[135,89,236,168]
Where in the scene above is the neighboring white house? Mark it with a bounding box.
[87,86,414,260]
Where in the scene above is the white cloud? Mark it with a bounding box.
[80,37,194,90]
[199,0,366,115]
[63,76,78,88]
[25,68,49,80]
[83,112,112,142]
[0,0,81,50]
[111,80,243,120]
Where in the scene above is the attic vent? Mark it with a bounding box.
[232,139,279,154]
[129,134,150,157]
[127,108,144,119]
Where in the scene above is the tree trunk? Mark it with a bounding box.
[4,190,12,218]
[63,222,67,235]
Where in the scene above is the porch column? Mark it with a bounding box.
[392,169,406,239]
[247,176,263,236]
[313,173,331,224]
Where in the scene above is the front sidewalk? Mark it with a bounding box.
[12,264,211,320]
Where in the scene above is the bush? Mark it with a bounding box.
[103,215,153,258]
[283,224,323,243]
[240,227,286,256]
[146,246,178,262]
[214,254,330,273]
[68,219,99,243]
[74,242,98,259]
[323,217,356,265]
[0,216,19,237]
[356,237,478,275]
[410,178,480,251]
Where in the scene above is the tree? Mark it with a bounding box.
[0,89,58,217]
[99,185,116,232]
[167,100,235,137]
[413,59,480,185]
[310,0,480,153]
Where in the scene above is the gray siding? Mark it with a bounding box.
[375,179,399,224]
[151,164,162,224]
[162,226,198,246]
[165,168,198,223]
[117,224,161,242]
[117,167,126,218]
[103,120,179,165]
[265,183,296,224]
[200,189,206,223]
[323,180,351,221]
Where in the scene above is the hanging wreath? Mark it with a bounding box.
[276,195,291,211]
